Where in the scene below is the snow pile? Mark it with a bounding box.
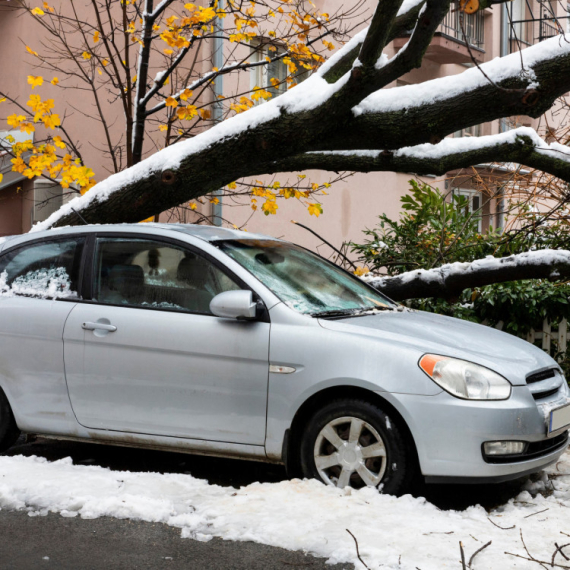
[366,249,570,290]
[1,452,570,569]
[0,267,77,299]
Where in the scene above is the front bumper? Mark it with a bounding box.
[380,386,570,481]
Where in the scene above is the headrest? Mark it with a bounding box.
[109,264,144,293]
[177,255,211,284]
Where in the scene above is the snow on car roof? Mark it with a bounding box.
[4,223,278,248]
[160,223,275,242]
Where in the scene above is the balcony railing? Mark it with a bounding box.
[508,16,570,53]
[438,9,485,50]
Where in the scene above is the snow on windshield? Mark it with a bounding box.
[0,267,77,299]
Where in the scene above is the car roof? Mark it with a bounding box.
[1,223,280,251]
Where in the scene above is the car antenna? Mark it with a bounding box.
[71,208,89,225]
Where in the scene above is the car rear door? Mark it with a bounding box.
[62,234,270,445]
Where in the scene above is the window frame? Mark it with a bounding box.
[0,234,88,301]
[83,232,270,321]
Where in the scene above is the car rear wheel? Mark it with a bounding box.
[0,389,20,452]
[299,399,414,495]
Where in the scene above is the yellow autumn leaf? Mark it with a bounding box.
[53,136,66,149]
[20,122,35,134]
[353,266,370,277]
[199,108,211,120]
[27,75,44,89]
[51,77,59,85]
[159,124,168,131]
[93,31,100,43]
[82,51,92,60]
[42,113,61,129]
[307,203,323,217]
[163,49,174,55]
[42,2,54,12]
[0,98,5,104]
[190,202,197,210]
[227,181,237,190]
[262,200,278,215]
[31,7,45,16]
[180,89,192,101]
[165,97,178,108]
[26,46,39,56]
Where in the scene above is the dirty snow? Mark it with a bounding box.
[1,451,570,569]
[366,249,570,291]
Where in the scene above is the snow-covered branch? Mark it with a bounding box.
[266,128,570,180]
[367,250,570,301]
[31,4,570,231]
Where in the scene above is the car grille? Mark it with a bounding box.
[484,431,569,464]
[526,368,564,400]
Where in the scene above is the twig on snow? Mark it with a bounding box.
[468,540,492,568]
[487,516,515,530]
[459,541,467,570]
[346,529,370,570]
[524,508,550,519]
[553,543,570,565]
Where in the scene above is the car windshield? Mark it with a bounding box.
[217,239,396,316]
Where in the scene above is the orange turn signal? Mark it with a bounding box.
[419,354,449,377]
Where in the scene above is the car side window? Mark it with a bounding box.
[93,238,241,314]
[0,238,84,300]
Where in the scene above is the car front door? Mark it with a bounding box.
[63,235,270,445]
[0,236,85,432]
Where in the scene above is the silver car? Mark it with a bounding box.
[0,223,569,494]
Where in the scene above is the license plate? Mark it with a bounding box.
[549,404,570,433]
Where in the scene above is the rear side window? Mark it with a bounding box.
[93,237,241,314]
[0,238,84,300]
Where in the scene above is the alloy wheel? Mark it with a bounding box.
[313,416,387,489]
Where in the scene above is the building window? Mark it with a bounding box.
[32,179,65,224]
[251,42,288,99]
[454,188,482,232]
[454,124,481,138]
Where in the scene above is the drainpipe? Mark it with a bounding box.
[211,0,224,226]
[499,3,509,132]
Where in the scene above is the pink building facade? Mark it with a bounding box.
[0,0,568,258]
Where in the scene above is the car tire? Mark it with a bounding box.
[0,388,20,452]
[299,398,415,495]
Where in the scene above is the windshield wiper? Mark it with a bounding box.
[311,306,393,319]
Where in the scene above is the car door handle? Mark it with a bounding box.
[82,322,117,332]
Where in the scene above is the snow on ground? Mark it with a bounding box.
[1,452,570,569]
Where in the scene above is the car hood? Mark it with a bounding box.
[318,310,557,386]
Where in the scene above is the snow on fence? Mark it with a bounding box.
[485,318,568,356]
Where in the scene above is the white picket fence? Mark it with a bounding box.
[487,318,568,355]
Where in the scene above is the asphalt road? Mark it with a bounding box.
[0,436,531,569]
[0,509,352,570]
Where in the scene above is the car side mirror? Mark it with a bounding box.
[210,290,257,320]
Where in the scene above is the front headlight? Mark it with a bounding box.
[419,354,512,400]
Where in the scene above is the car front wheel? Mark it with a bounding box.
[299,399,414,495]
